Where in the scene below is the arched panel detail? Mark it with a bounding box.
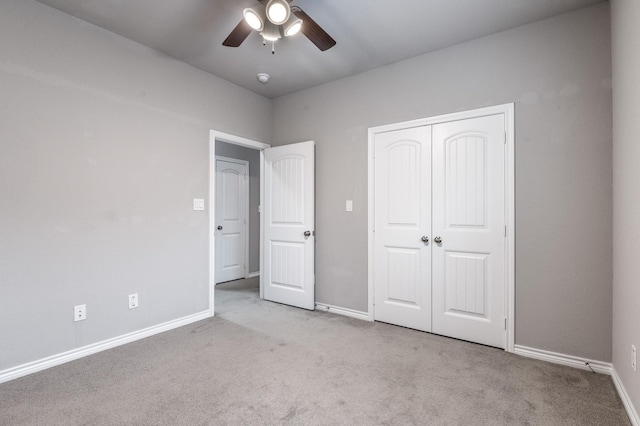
[270,155,305,225]
[444,132,488,228]
[385,140,423,227]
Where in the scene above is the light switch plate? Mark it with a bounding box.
[346,200,353,212]
[193,199,205,211]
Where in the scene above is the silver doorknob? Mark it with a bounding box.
[421,236,429,243]
[217,226,223,230]
[304,230,311,237]
[434,236,442,244]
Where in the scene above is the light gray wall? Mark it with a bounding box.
[0,0,271,371]
[273,4,613,361]
[215,141,261,274]
[611,0,640,410]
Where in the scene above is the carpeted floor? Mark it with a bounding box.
[0,277,630,425]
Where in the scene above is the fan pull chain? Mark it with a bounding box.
[272,40,275,55]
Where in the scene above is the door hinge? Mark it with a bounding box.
[504,226,507,237]
[504,318,507,330]
[504,131,507,144]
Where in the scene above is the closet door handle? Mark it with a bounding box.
[304,230,312,237]
[217,226,223,230]
[434,236,442,244]
[421,236,429,243]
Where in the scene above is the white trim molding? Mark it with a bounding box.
[515,345,639,425]
[315,303,370,322]
[247,271,260,279]
[514,345,612,374]
[0,310,210,384]
[612,367,640,426]
[211,130,270,151]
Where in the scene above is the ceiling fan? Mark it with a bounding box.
[222,0,336,53]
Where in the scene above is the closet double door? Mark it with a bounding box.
[374,114,506,349]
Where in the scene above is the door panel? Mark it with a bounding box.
[263,141,315,310]
[215,159,247,283]
[445,252,487,316]
[374,126,431,332]
[432,114,506,348]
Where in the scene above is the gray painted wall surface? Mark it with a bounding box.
[0,0,271,371]
[611,0,640,409]
[273,4,613,361]
[215,142,261,274]
[0,0,619,377]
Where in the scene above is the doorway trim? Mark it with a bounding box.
[215,156,250,284]
[209,130,271,317]
[367,103,515,352]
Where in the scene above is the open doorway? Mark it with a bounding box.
[209,130,316,316]
[215,146,258,283]
[209,131,270,315]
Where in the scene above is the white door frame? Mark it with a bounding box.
[215,156,250,283]
[367,104,516,352]
[209,130,271,316]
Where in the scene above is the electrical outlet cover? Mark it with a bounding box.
[128,293,139,309]
[74,304,86,321]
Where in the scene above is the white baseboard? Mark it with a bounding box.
[315,303,370,321]
[513,344,612,374]
[612,367,640,426]
[514,345,639,424]
[246,271,260,279]
[0,310,211,384]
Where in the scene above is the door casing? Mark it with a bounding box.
[367,104,516,352]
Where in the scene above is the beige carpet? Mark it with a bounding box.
[0,277,630,425]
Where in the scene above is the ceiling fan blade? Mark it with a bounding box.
[292,7,336,51]
[222,19,252,47]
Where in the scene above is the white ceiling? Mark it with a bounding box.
[36,0,605,98]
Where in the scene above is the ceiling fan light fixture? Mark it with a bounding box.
[260,21,281,42]
[243,7,265,31]
[283,15,303,37]
[265,0,291,25]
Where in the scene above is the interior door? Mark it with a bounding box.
[374,126,432,332]
[263,141,315,310]
[431,114,506,348]
[215,158,247,284]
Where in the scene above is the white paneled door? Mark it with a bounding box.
[263,141,315,310]
[374,127,432,332]
[432,115,506,348]
[373,113,507,349]
[215,158,248,284]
